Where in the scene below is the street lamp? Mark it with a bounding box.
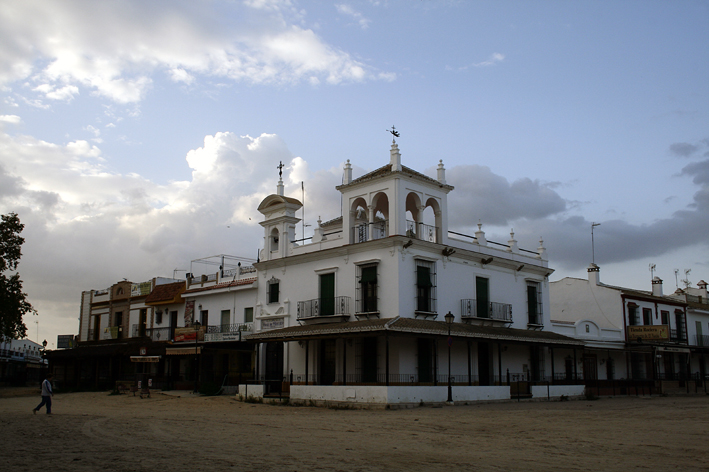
[445,311,454,404]
[193,320,201,393]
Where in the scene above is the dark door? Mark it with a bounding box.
[417,338,434,383]
[93,316,100,341]
[478,342,490,386]
[265,342,284,394]
[169,311,177,341]
[361,337,378,383]
[115,312,123,339]
[583,355,598,381]
[320,273,335,316]
[663,353,674,380]
[320,340,337,385]
[476,277,489,318]
[139,309,147,337]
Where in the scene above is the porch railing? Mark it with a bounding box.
[695,334,709,347]
[145,327,172,342]
[297,296,351,319]
[460,299,513,322]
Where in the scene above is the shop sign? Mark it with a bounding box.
[627,325,669,341]
[261,318,284,330]
[204,332,242,342]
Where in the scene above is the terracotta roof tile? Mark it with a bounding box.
[144,281,186,304]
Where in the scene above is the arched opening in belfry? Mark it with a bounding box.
[350,197,369,243]
[422,197,441,243]
[371,192,389,239]
[405,192,423,238]
[270,227,280,252]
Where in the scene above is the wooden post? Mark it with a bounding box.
[342,338,347,386]
[550,346,555,385]
[497,343,502,386]
[467,340,472,386]
[385,335,390,387]
[305,340,309,385]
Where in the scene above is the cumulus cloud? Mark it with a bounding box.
[0,0,387,104]
[0,114,21,124]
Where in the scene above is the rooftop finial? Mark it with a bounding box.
[386,125,400,143]
[277,161,284,179]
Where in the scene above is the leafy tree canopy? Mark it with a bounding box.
[1,212,35,340]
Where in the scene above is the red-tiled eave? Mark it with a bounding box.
[145,281,186,305]
[184,277,257,295]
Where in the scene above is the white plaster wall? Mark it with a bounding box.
[237,384,264,399]
[550,278,623,331]
[186,288,258,327]
[290,385,511,404]
[531,385,584,399]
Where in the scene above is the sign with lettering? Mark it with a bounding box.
[627,325,669,341]
[174,327,204,342]
[204,332,242,342]
[261,318,285,330]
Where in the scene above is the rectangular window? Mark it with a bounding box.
[155,310,163,325]
[200,310,208,327]
[628,305,639,326]
[661,310,669,326]
[415,261,436,313]
[642,308,652,325]
[476,277,490,318]
[268,282,279,303]
[527,282,542,325]
[244,307,254,323]
[357,264,378,313]
[221,310,230,328]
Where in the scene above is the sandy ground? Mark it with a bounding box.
[1,390,707,472]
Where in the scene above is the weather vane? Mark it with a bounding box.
[277,161,284,180]
[386,125,400,143]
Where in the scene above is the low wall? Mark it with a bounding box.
[237,384,264,400]
[530,385,585,399]
[290,385,511,405]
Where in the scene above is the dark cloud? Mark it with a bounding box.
[681,160,709,186]
[670,142,699,157]
[446,165,566,227]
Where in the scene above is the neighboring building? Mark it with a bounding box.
[0,338,46,386]
[668,280,709,380]
[550,264,703,394]
[240,141,584,405]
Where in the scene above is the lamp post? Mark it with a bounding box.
[445,311,454,404]
[193,320,201,393]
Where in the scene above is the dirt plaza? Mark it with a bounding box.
[1,390,707,472]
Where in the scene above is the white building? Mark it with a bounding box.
[550,264,704,395]
[242,141,584,406]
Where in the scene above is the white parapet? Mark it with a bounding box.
[530,384,585,399]
[290,385,511,405]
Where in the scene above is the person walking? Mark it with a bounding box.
[33,373,54,415]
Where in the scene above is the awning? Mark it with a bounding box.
[165,347,202,355]
[130,356,161,363]
[245,316,584,347]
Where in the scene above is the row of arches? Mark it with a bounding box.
[349,191,442,243]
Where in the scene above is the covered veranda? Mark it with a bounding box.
[245,317,585,405]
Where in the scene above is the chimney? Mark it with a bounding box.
[588,263,600,285]
[652,276,663,297]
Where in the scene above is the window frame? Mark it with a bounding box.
[415,259,437,314]
[267,277,280,304]
[526,281,543,326]
[356,263,379,313]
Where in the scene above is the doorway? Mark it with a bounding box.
[320,339,337,385]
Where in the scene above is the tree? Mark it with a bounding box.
[0,212,35,340]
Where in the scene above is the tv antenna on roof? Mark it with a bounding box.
[674,269,679,289]
[649,263,656,280]
[591,222,601,264]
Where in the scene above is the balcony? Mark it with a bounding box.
[461,299,513,325]
[406,220,439,243]
[670,329,687,344]
[204,323,252,342]
[695,335,709,347]
[297,296,351,324]
[351,220,388,244]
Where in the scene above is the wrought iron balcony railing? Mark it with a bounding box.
[297,296,351,319]
[351,220,388,244]
[695,334,709,347]
[205,323,253,334]
[406,220,438,243]
[460,299,513,322]
[670,329,687,343]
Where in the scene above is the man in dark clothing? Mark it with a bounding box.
[33,373,53,415]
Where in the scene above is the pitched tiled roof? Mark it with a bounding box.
[145,281,186,305]
[245,316,582,346]
[184,277,257,294]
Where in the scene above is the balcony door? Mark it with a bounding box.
[320,273,335,316]
[476,277,489,318]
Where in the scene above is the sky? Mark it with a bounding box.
[1,0,707,348]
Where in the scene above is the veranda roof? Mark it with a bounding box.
[245,317,583,347]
